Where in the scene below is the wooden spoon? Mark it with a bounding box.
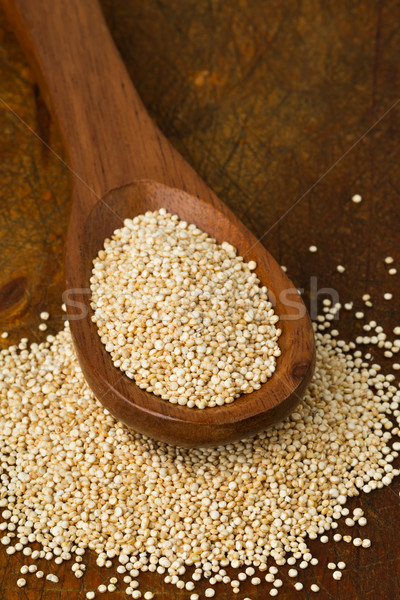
[3,0,315,447]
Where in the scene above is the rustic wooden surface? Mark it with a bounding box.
[0,0,399,598]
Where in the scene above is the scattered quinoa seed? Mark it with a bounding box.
[343,536,352,543]
[0,290,398,595]
[333,571,342,580]
[351,194,362,203]
[294,582,304,591]
[320,536,329,544]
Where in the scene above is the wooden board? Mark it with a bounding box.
[0,0,399,598]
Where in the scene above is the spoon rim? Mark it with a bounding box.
[66,179,315,442]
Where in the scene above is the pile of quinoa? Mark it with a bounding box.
[0,298,400,597]
[90,209,281,408]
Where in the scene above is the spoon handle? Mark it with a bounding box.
[2,0,210,215]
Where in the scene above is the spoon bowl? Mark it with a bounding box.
[4,0,315,446]
[66,180,315,447]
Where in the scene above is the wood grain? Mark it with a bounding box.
[0,0,399,597]
[1,0,314,447]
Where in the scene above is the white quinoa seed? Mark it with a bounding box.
[311,584,320,592]
[333,571,342,580]
[337,265,345,273]
[17,578,26,587]
[343,535,352,543]
[309,245,318,253]
[351,194,362,203]
[320,536,329,544]
[40,311,50,320]
[294,582,304,591]
[385,256,394,264]
[90,209,281,409]
[384,293,393,300]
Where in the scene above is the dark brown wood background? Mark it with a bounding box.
[0,0,399,598]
